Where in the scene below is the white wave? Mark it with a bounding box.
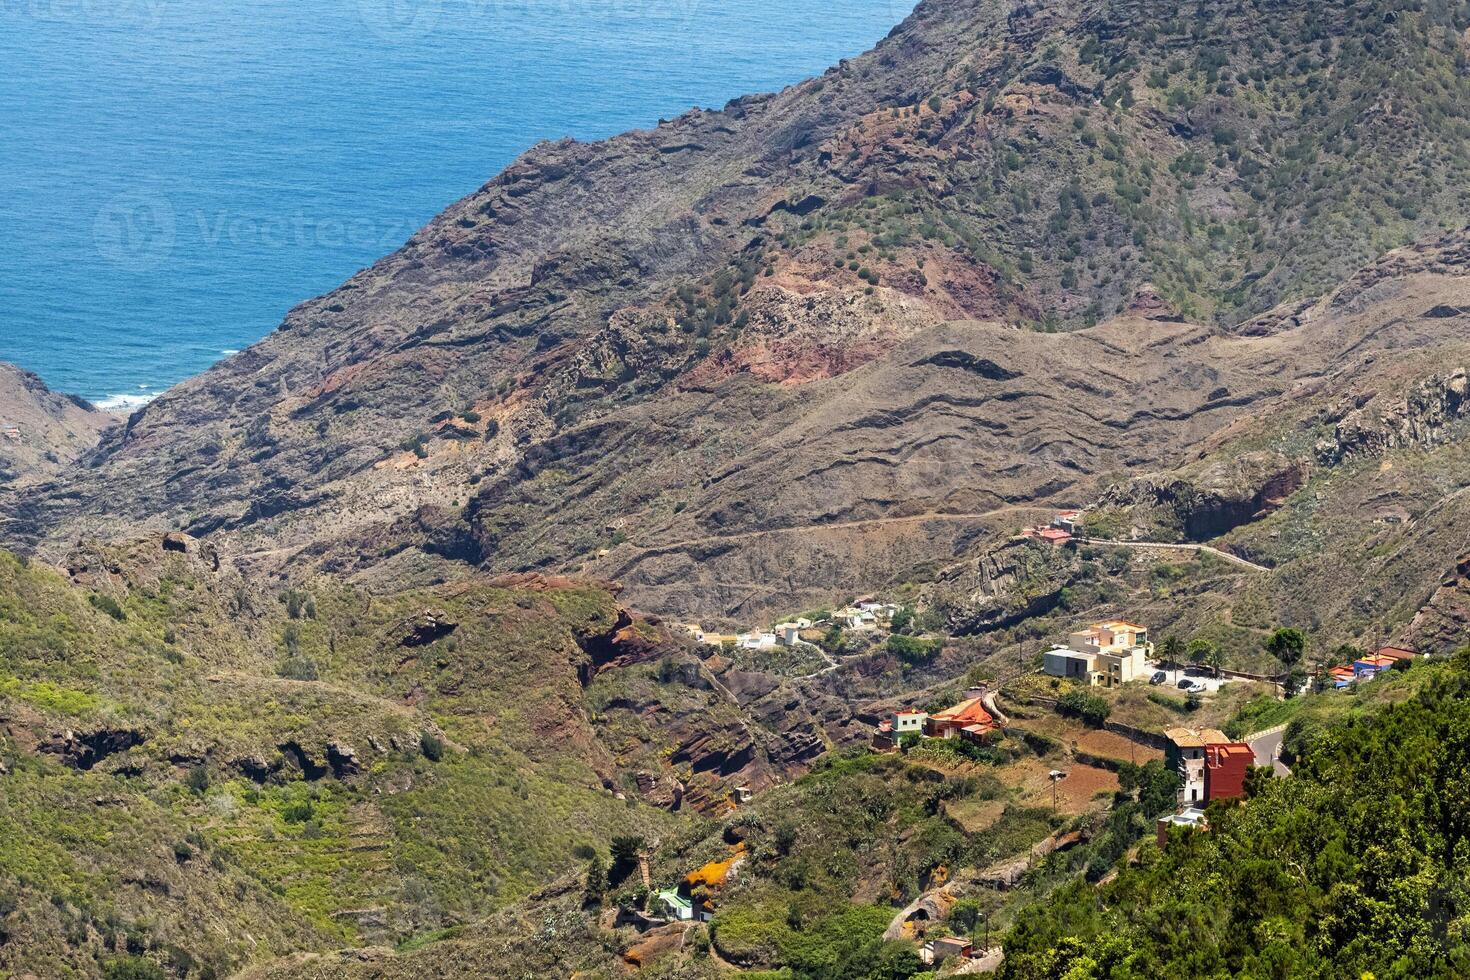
[221,349,240,355]
[93,392,158,412]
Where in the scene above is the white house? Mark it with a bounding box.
[888,709,928,736]
[654,889,694,921]
[1043,645,1098,682]
[1043,620,1154,687]
[835,607,878,630]
[775,623,802,646]
[737,632,777,650]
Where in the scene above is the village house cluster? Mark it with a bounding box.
[1042,620,1153,688]
[871,690,998,751]
[1326,645,1417,688]
[679,599,905,651]
[1022,510,1083,545]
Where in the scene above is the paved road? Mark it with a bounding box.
[1075,537,1270,573]
[1247,725,1292,776]
[608,505,1049,563]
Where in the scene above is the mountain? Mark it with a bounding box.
[12,0,1470,975]
[0,533,860,975]
[13,0,1470,624]
[0,363,112,486]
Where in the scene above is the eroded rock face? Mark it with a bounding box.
[1411,552,1470,653]
[17,0,1470,627]
[1317,369,1470,464]
[40,727,146,771]
[935,539,1079,635]
[0,363,113,491]
[395,610,458,648]
[1100,453,1309,542]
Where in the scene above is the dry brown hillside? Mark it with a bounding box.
[8,0,1470,626]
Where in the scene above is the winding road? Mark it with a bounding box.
[1075,537,1270,573]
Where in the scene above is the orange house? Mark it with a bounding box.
[924,697,996,739]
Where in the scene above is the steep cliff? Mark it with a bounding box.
[11,0,1470,622]
[0,363,112,486]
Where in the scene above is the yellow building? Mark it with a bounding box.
[1044,620,1154,688]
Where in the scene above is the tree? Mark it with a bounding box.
[890,605,916,634]
[1058,690,1111,727]
[1138,758,1181,818]
[1284,666,1308,698]
[889,634,939,667]
[609,835,644,886]
[1204,644,1226,678]
[1160,634,1185,664]
[1266,627,1308,667]
[584,853,607,904]
[1186,637,1215,669]
[1243,765,1275,799]
[949,897,983,931]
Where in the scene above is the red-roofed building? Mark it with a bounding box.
[1375,646,1417,664]
[925,697,996,739]
[1203,741,1253,801]
[1353,654,1398,680]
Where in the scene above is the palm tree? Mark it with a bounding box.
[1204,644,1225,679]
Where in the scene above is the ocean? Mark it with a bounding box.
[0,0,905,407]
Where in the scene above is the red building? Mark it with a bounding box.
[1203,741,1253,801]
[924,697,995,739]
[1375,645,1417,665]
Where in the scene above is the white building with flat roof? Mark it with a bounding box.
[1044,621,1154,687]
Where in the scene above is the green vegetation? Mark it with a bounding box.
[1001,660,1470,978]
[1057,690,1111,727]
[0,546,688,975]
[888,633,940,667]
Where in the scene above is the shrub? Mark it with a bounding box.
[888,634,940,667]
[1057,690,1111,727]
[281,799,314,824]
[184,765,210,795]
[419,732,445,761]
[277,655,318,681]
[89,593,126,621]
[103,958,166,980]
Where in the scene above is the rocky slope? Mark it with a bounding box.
[0,363,112,486]
[1060,234,1470,655]
[12,0,1470,623]
[0,535,868,975]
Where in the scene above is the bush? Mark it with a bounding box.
[89,593,126,621]
[277,655,319,681]
[282,800,314,824]
[103,958,166,980]
[184,765,209,795]
[888,634,940,667]
[420,732,445,761]
[1057,690,1111,727]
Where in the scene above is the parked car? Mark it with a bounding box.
[1177,678,1194,690]
[1185,681,1209,694]
[1150,671,1167,685]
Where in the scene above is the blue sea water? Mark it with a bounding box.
[0,0,905,407]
